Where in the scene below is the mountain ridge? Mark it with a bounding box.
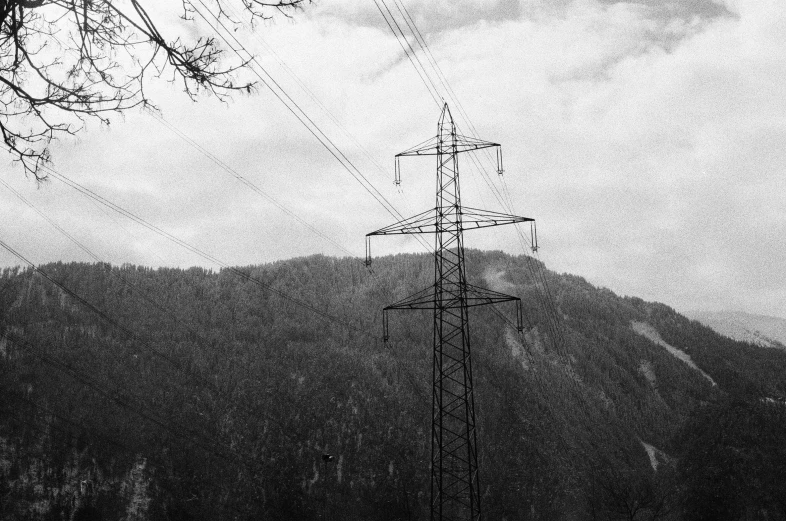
[686,310,786,350]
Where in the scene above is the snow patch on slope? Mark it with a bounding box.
[631,321,716,386]
[485,268,532,371]
[640,440,670,472]
[638,359,669,405]
[641,441,659,471]
[639,360,656,387]
[506,329,529,371]
[483,268,516,293]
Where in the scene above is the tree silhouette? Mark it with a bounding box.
[0,0,308,178]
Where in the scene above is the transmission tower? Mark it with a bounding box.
[365,104,533,521]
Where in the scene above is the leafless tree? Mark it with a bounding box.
[587,465,676,521]
[0,0,308,179]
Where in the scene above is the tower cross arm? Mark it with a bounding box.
[464,283,521,308]
[461,207,533,231]
[396,135,501,157]
[383,283,520,311]
[367,208,533,237]
[384,285,436,310]
[366,208,436,236]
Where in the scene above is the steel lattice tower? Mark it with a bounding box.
[366,104,533,521]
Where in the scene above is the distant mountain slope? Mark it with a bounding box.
[686,310,786,350]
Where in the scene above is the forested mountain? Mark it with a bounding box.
[2,251,785,520]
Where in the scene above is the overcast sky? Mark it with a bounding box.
[1,0,784,319]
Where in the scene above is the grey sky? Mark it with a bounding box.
[1,0,784,319]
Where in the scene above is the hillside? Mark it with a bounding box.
[2,251,785,520]
[686,310,786,350]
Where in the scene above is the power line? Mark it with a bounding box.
[370,0,442,108]
[1,169,407,456]
[386,3,570,356]
[366,0,533,280]
[0,238,222,393]
[0,241,335,457]
[0,225,379,452]
[40,6,436,257]
[219,2,404,192]
[144,108,357,259]
[188,0,414,229]
[0,176,271,376]
[380,0,510,206]
[39,27,363,261]
[188,0,435,255]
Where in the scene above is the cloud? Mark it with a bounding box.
[594,0,731,21]
[309,0,731,41]
[2,0,784,319]
[513,1,786,316]
[310,0,522,35]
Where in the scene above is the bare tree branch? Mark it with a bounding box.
[0,0,310,180]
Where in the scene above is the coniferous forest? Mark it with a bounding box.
[1,251,785,520]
